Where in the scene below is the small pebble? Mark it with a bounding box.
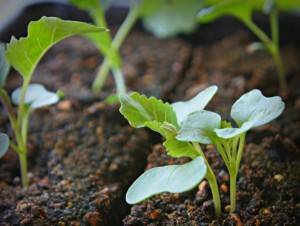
[262,208,271,215]
[229,213,243,226]
[58,100,73,111]
[224,205,231,212]
[149,209,160,220]
[220,183,228,193]
[273,174,284,182]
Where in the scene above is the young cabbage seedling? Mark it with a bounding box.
[119,86,222,217]
[71,0,204,94]
[0,17,105,187]
[197,0,287,93]
[177,89,285,212]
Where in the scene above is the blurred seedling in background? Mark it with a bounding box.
[70,0,203,95]
[0,17,105,187]
[197,0,299,94]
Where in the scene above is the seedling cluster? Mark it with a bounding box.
[119,86,284,217]
[0,17,105,187]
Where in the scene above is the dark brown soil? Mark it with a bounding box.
[0,24,299,226]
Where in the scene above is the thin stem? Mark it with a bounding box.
[243,19,287,93]
[92,4,141,93]
[235,133,245,171]
[192,142,221,218]
[19,151,28,188]
[229,171,237,212]
[112,68,126,94]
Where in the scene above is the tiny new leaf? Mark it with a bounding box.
[0,43,10,87]
[172,85,218,125]
[119,92,178,135]
[5,16,106,80]
[0,133,9,158]
[126,156,207,204]
[12,84,60,109]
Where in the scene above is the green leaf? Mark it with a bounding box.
[141,0,203,38]
[0,43,10,88]
[0,133,9,158]
[119,92,178,135]
[177,110,221,144]
[126,156,207,204]
[197,0,252,23]
[5,16,106,80]
[215,89,285,139]
[161,122,199,159]
[12,84,60,109]
[172,85,218,125]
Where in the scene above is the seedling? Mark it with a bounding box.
[71,0,203,94]
[197,0,287,93]
[0,17,105,187]
[119,86,222,217]
[177,89,285,212]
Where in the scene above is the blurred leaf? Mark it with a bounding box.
[0,133,9,159]
[5,16,105,80]
[126,156,206,204]
[0,43,10,88]
[141,0,203,38]
[12,84,60,109]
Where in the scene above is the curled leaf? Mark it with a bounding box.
[126,156,206,204]
[119,92,178,135]
[172,85,218,125]
[0,133,9,158]
[12,84,60,109]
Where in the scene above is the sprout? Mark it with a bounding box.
[197,0,288,93]
[119,86,222,217]
[0,133,9,159]
[0,17,105,187]
[177,89,285,212]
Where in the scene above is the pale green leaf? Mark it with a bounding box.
[141,0,203,38]
[12,84,59,109]
[0,133,9,158]
[215,89,285,139]
[126,156,207,204]
[172,85,218,125]
[5,16,106,80]
[177,110,221,144]
[0,43,10,87]
[197,0,252,23]
[119,92,178,136]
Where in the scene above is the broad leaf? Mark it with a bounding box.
[141,0,203,38]
[12,84,60,109]
[172,85,218,125]
[119,92,178,135]
[177,110,221,144]
[5,16,105,80]
[215,89,285,139]
[0,43,10,87]
[0,133,9,158]
[162,122,199,159]
[197,0,252,23]
[126,156,206,204]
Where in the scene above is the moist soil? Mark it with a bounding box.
[0,26,300,226]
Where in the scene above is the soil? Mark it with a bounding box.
[0,19,300,226]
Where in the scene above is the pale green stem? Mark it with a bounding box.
[229,171,237,213]
[243,19,287,93]
[92,4,142,93]
[112,68,126,94]
[19,151,28,188]
[192,142,221,218]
